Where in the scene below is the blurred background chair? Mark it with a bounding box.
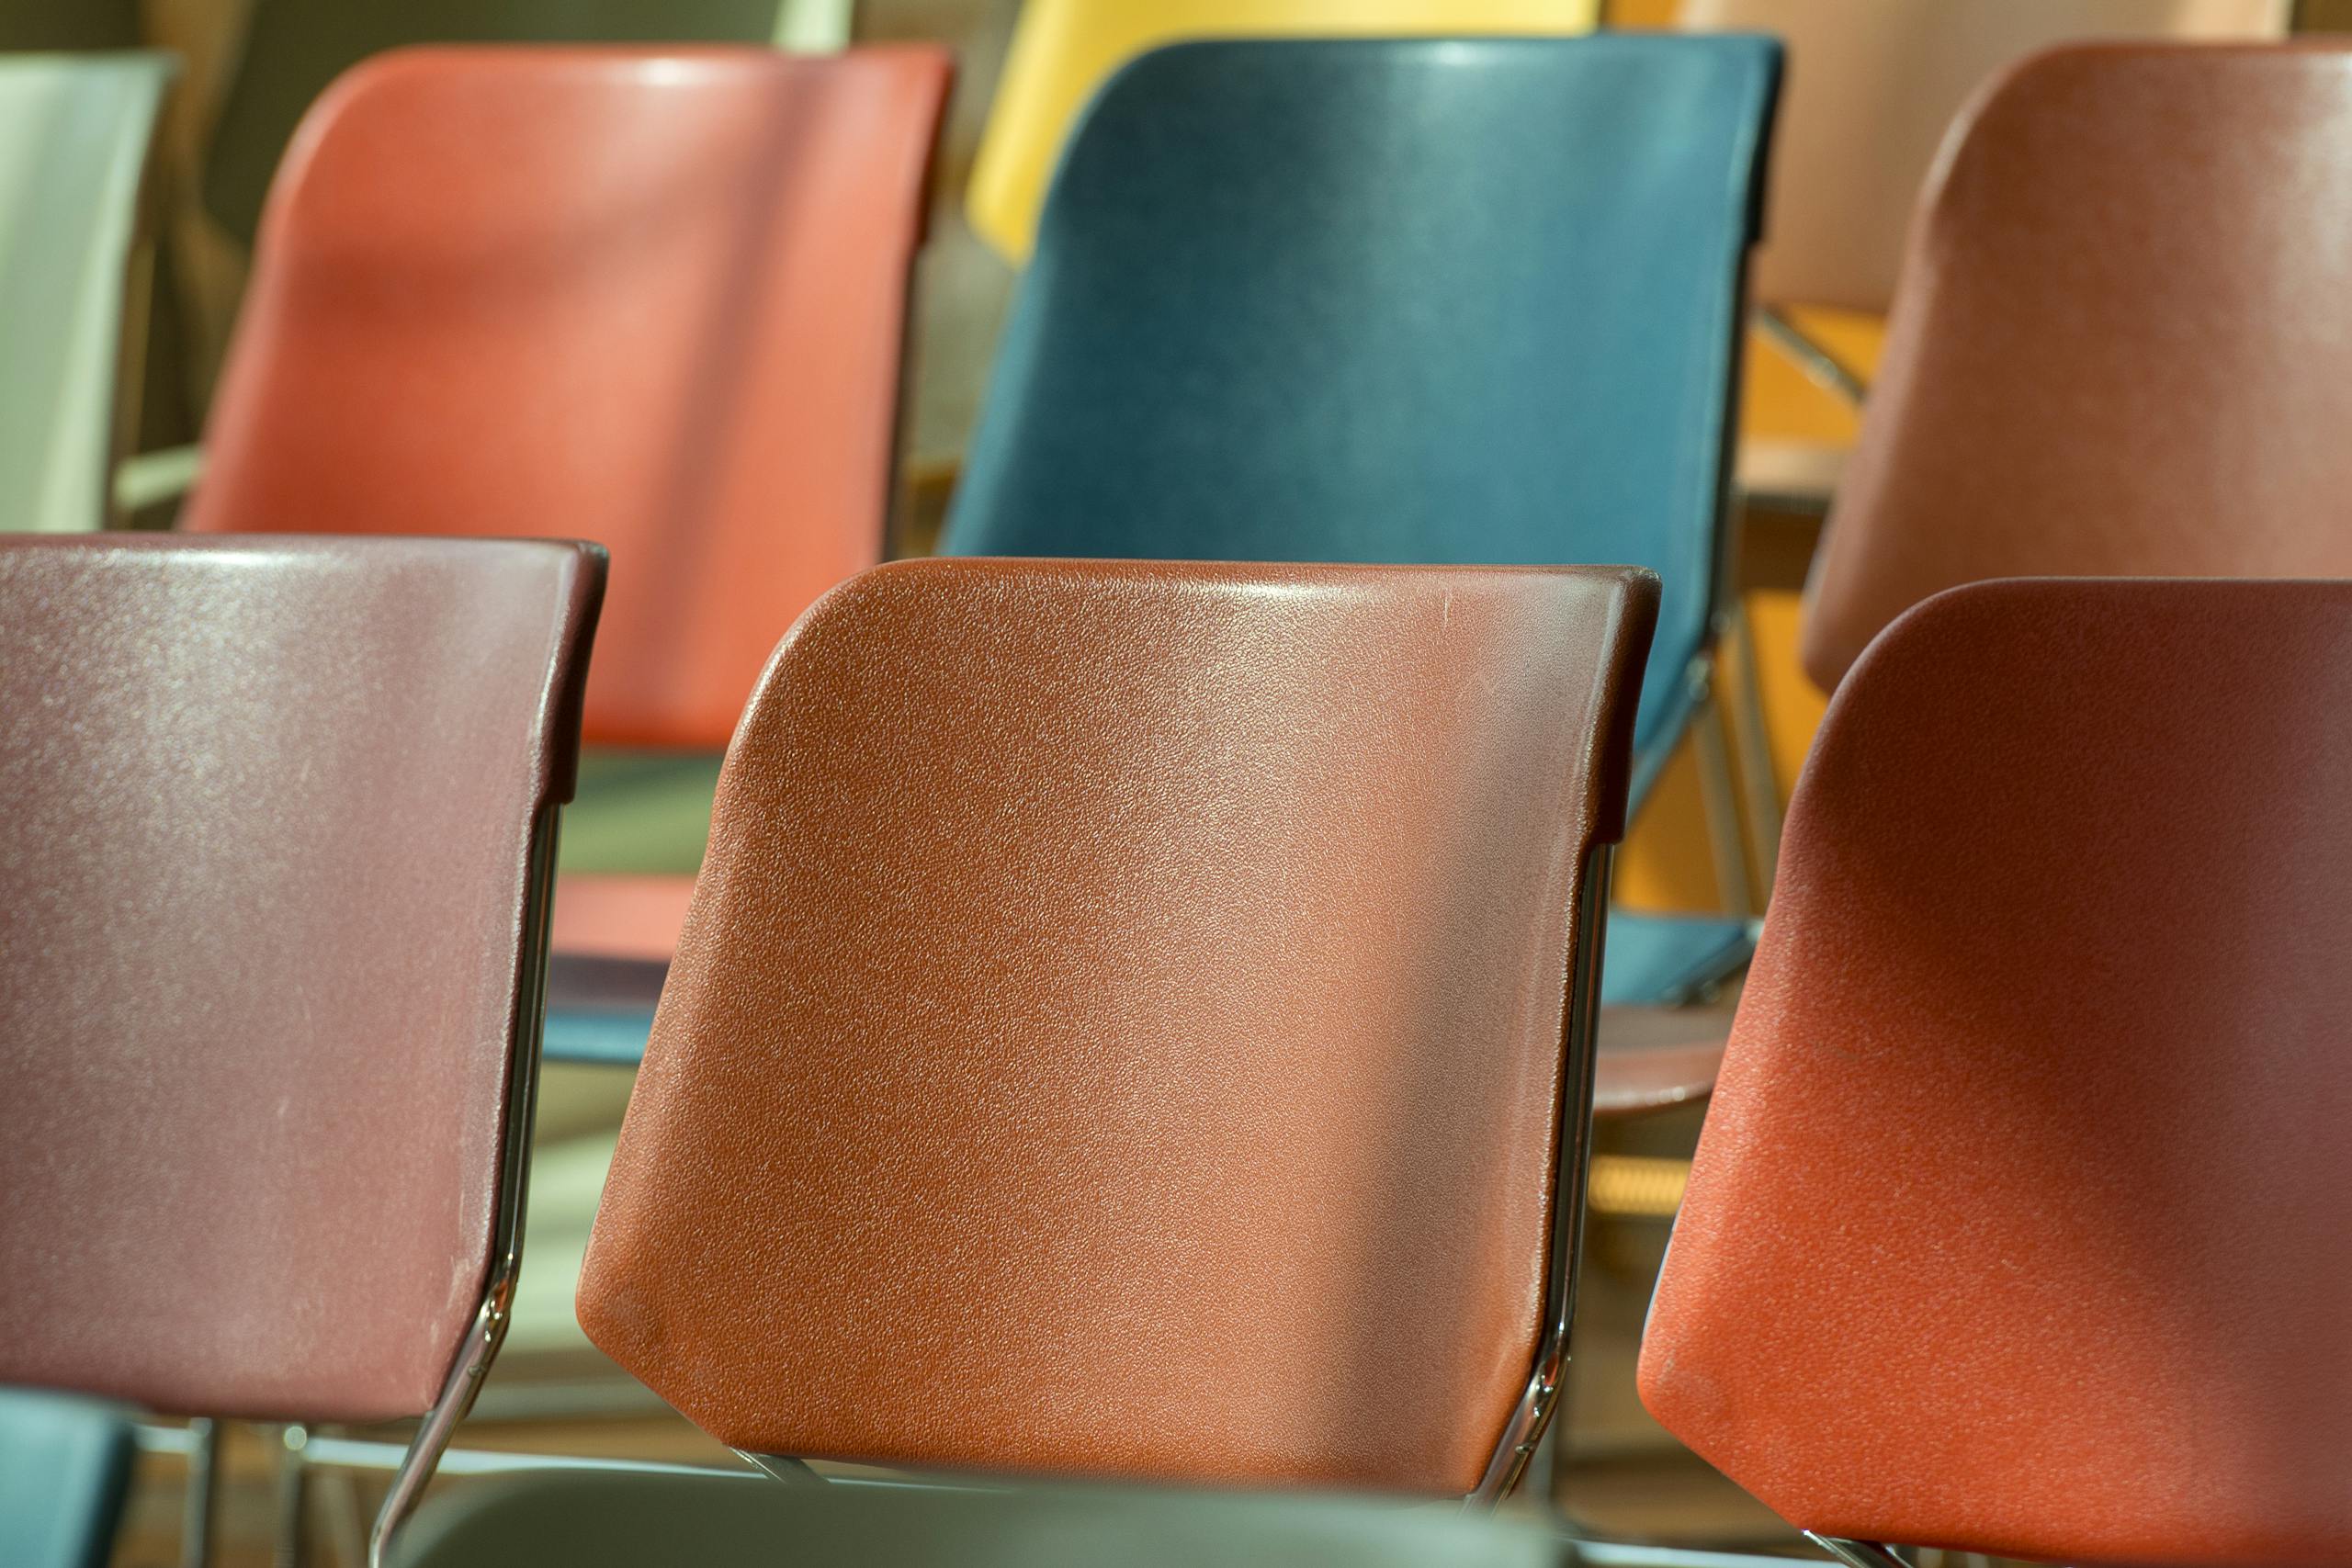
[1562,28,2352,1550]
[579,558,1655,1500]
[104,0,839,511]
[174,45,950,1066]
[1803,38,2352,690]
[0,51,174,533]
[1640,577,2352,1568]
[963,0,1601,264]
[1602,37,2352,1120]
[0,534,602,1566]
[940,37,1779,1051]
[393,1468,1568,1568]
[1679,0,2286,408]
[1643,0,2291,896]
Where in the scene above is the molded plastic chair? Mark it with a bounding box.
[965,0,1601,263]
[580,558,1657,1497]
[0,1391,134,1568]
[1677,0,2287,321]
[0,534,605,1567]
[179,46,951,1062]
[392,1468,1566,1568]
[940,36,1778,1044]
[186,45,945,749]
[1639,577,2352,1568]
[1675,6,2289,885]
[198,1,814,254]
[1802,41,2352,691]
[0,52,174,533]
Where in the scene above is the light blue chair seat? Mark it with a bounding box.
[0,1389,134,1568]
[1600,909,1758,1009]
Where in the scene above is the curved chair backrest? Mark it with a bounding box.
[580,559,1657,1497]
[0,535,603,1559]
[1800,41,2352,689]
[197,0,797,252]
[964,0,1601,262]
[0,52,173,533]
[1639,578,2352,1568]
[1674,0,2287,316]
[185,46,949,749]
[942,37,1777,784]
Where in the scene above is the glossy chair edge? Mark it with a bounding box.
[1471,843,1614,1503]
[366,803,560,1568]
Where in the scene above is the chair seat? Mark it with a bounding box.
[545,874,695,1066]
[1592,1006,1736,1117]
[391,1467,1563,1568]
[1600,908,1756,1008]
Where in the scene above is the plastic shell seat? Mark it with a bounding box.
[0,535,603,1557]
[184,45,950,750]
[964,0,1602,263]
[1802,40,2352,690]
[940,37,1781,1025]
[1639,579,2352,1568]
[580,558,1657,1495]
[0,51,174,534]
[1675,0,2288,317]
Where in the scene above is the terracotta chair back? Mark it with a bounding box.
[1642,579,2352,1568]
[579,559,1658,1497]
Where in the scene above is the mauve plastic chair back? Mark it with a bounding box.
[185,46,949,748]
[1675,0,2286,315]
[940,37,1778,781]
[0,534,603,1425]
[580,559,1657,1495]
[1640,579,2352,1568]
[1802,41,2352,690]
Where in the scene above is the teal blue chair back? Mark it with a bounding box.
[943,34,1781,789]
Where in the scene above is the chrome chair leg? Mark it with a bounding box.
[179,1417,220,1568]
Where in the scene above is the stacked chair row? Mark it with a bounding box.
[3,19,2350,1568]
[165,35,1781,1078]
[2,537,1656,1566]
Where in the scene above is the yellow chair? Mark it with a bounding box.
[967,0,1600,263]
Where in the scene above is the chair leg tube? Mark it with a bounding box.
[179,1417,220,1568]
[1805,1535,1908,1568]
[275,1424,310,1568]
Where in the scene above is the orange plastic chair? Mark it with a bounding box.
[966,0,1601,264]
[1639,578,2352,1568]
[581,558,1657,1499]
[187,46,947,748]
[181,47,950,1058]
[1803,39,2352,690]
